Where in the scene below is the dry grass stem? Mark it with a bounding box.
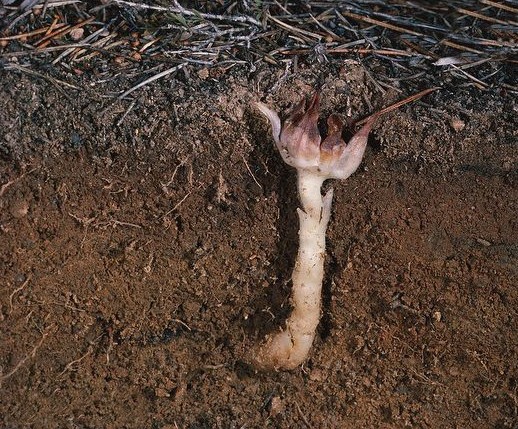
[118,63,187,99]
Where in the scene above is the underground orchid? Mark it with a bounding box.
[254,91,376,370]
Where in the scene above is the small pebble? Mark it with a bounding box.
[10,200,29,218]
[197,68,209,80]
[15,273,26,283]
[476,238,491,247]
[269,396,285,416]
[155,387,170,398]
[449,366,460,376]
[309,368,324,381]
[69,28,84,41]
[451,117,465,132]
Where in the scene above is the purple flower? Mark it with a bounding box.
[256,91,376,180]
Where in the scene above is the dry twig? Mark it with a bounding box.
[356,87,441,126]
[118,63,187,99]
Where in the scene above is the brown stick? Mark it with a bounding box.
[35,16,94,48]
[478,0,518,14]
[0,23,66,41]
[282,48,422,57]
[339,11,424,37]
[355,87,440,127]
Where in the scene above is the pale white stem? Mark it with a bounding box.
[252,95,373,370]
[254,102,281,144]
[255,170,333,370]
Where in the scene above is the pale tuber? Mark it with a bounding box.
[254,91,376,370]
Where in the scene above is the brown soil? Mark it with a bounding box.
[1,62,517,428]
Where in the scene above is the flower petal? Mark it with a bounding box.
[332,115,377,180]
[280,92,322,168]
[320,114,346,163]
[255,101,281,144]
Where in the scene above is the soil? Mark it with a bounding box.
[1,60,517,428]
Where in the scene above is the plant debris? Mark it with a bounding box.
[0,0,516,98]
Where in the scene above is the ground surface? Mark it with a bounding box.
[1,39,518,429]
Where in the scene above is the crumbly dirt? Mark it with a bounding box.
[0,61,517,428]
